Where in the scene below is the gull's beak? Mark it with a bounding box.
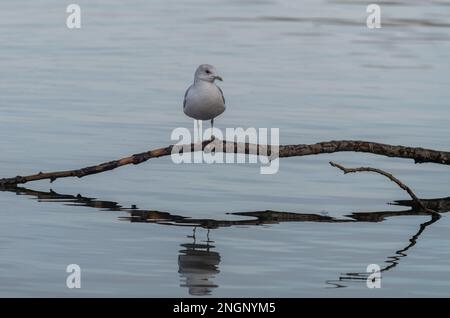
[215,75,223,81]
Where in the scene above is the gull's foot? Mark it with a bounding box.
[204,143,214,153]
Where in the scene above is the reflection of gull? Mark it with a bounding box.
[178,239,220,296]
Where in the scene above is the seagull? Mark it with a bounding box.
[183,64,226,142]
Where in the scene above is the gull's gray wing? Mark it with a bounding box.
[183,85,192,109]
[217,85,225,105]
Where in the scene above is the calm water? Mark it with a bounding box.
[1,0,450,297]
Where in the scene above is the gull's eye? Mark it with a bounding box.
[205,69,211,74]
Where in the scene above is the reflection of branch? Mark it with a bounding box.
[330,161,437,215]
[2,186,449,227]
[2,185,448,289]
[328,213,440,288]
[394,196,450,212]
[382,214,440,272]
[1,139,450,186]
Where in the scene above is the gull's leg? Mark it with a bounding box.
[196,120,201,143]
[210,118,214,140]
[188,226,197,241]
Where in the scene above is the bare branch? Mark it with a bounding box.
[1,138,450,187]
[329,161,438,215]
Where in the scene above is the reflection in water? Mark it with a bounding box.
[178,231,220,296]
[324,197,449,287]
[326,213,441,288]
[1,186,449,293]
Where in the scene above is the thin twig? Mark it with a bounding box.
[329,161,438,216]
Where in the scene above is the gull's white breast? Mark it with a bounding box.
[184,82,225,120]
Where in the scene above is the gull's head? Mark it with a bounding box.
[194,64,223,83]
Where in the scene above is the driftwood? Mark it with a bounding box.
[1,139,450,187]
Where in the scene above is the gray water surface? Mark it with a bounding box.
[0,0,450,297]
